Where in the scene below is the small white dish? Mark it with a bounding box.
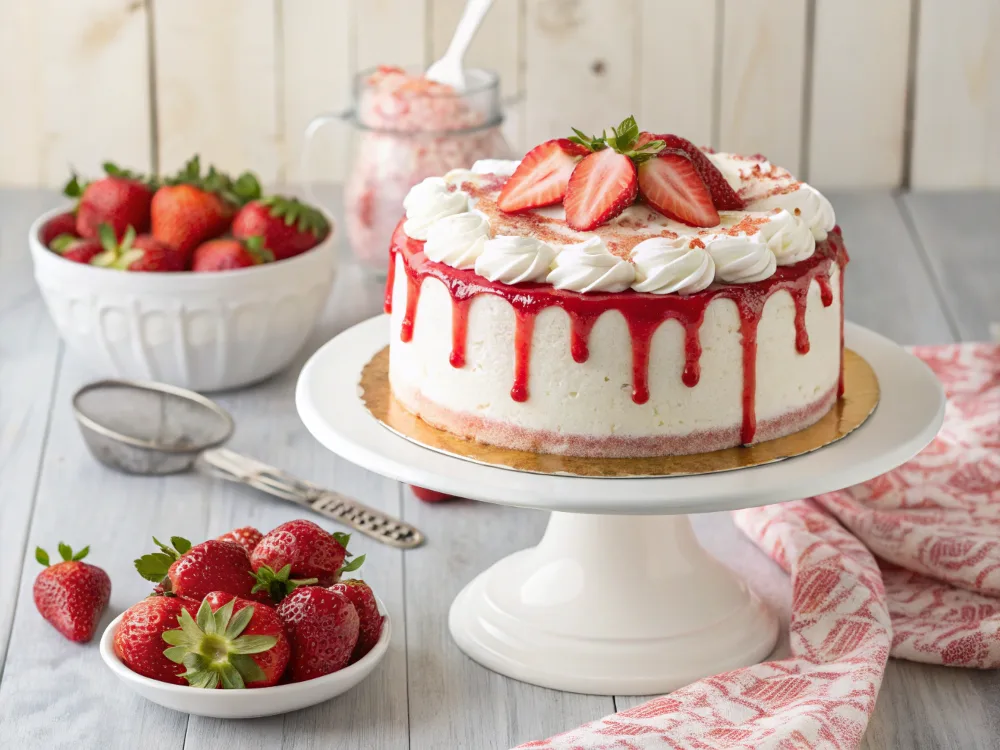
[29,206,337,392]
[99,598,390,718]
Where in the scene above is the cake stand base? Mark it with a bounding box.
[448,511,778,695]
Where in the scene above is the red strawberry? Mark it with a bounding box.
[276,586,360,681]
[191,236,273,272]
[50,235,104,265]
[114,595,200,684]
[637,133,745,210]
[33,543,111,643]
[39,211,79,248]
[329,579,383,663]
[159,592,290,688]
[217,527,264,556]
[135,536,257,601]
[564,148,638,231]
[151,156,261,257]
[232,196,331,261]
[64,164,154,240]
[410,485,454,502]
[497,139,589,213]
[251,520,365,590]
[90,224,186,272]
[637,152,720,228]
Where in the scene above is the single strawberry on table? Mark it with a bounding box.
[276,585,360,681]
[562,116,664,231]
[64,163,154,240]
[251,520,365,592]
[329,579,383,663]
[33,542,111,643]
[637,151,720,228]
[191,235,273,272]
[90,224,187,272]
[216,526,264,556]
[135,535,257,601]
[39,211,79,249]
[152,155,261,257]
[497,138,589,213]
[232,196,331,261]
[114,595,200,684]
[160,592,291,689]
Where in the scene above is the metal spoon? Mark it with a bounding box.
[424,0,495,90]
[71,379,424,549]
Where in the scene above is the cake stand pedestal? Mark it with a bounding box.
[296,316,944,695]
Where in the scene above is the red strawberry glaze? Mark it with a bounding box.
[385,223,848,446]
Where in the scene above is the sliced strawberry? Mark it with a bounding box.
[637,152,720,228]
[564,149,638,231]
[497,139,589,213]
[637,132,745,210]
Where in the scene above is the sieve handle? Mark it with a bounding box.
[197,448,425,549]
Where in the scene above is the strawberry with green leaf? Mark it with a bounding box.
[250,520,365,593]
[49,234,104,265]
[90,224,187,272]
[232,196,331,261]
[162,592,290,689]
[191,235,274,272]
[33,542,111,643]
[64,162,155,240]
[135,536,258,601]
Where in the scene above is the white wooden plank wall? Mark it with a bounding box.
[1,0,998,190]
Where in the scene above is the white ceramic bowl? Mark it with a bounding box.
[99,597,390,718]
[29,206,337,392]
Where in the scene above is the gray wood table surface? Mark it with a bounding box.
[0,187,997,750]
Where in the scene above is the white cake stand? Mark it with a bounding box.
[296,315,944,695]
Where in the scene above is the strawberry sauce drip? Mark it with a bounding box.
[387,223,848,445]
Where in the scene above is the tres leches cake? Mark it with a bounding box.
[384,117,847,458]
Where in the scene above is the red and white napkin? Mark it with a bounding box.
[518,343,1000,750]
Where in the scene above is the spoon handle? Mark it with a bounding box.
[198,448,425,549]
[444,0,494,64]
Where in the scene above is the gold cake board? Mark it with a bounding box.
[359,347,879,478]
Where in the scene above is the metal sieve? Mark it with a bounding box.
[72,379,424,549]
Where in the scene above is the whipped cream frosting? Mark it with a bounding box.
[402,151,837,292]
[474,235,556,284]
[423,211,491,269]
[403,177,469,240]
[546,237,635,293]
[707,236,777,284]
[630,237,715,295]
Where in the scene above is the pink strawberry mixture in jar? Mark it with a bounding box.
[344,66,510,275]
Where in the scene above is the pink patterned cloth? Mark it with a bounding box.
[518,344,1000,750]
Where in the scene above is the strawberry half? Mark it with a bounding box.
[497,139,589,213]
[564,149,637,231]
[637,152,720,228]
[638,132,745,210]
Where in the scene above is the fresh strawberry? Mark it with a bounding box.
[64,164,154,240]
[637,133,745,210]
[152,156,260,256]
[49,235,104,265]
[276,586,360,681]
[217,527,264,556]
[564,149,637,231]
[562,116,664,231]
[497,139,589,213]
[90,224,187,272]
[159,593,290,688]
[135,536,257,601]
[410,485,454,502]
[251,520,365,591]
[33,543,110,643]
[329,579,383,663]
[191,235,273,272]
[39,212,79,248]
[231,196,330,261]
[114,595,200,684]
[637,152,720,228]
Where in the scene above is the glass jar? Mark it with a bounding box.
[305,66,511,277]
